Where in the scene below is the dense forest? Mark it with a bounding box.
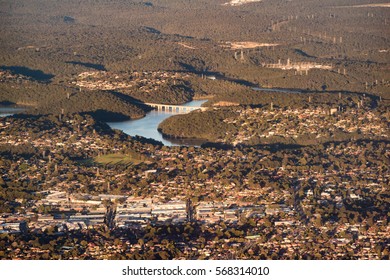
[0,0,389,260]
[0,0,389,121]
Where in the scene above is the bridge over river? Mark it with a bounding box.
[145,102,207,113]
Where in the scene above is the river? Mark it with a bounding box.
[0,107,25,117]
[0,103,207,147]
[107,100,208,146]
[0,86,302,146]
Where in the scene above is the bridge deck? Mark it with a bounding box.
[145,103,207,113]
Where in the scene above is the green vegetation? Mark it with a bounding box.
[94,153,148,166]
[0,0,388,122]
[1,113,389,259]
[158,108,238,141]
[0,0,389,261]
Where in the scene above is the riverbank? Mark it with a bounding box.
[157,128,208,146]
[107,99,208,146]
[0,105,29,117]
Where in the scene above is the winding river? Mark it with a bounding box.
[107,100,208,146]
[0,86,303,147]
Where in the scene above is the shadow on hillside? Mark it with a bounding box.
[84,109,133,122]
[0,66,54,83]
[109,91,154,112]
[66,61,106,71]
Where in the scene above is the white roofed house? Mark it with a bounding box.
[0,221,28,234]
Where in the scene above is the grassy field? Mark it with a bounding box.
[94,153,144,166]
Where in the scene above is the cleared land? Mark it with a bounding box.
[223,0,262,6]
[177,42,197,49]
[94,153,145,166]
[222,42,279,49]
[351,3,390,8]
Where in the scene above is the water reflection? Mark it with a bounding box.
[0,107,25,117]
[107,100,207,146]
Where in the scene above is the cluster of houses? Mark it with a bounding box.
[1,193,275,233]
[262,58,332,74]
[73,70,190,93]
[0,117,122,159]
[0,70,31,83]
[1,108,388,259]
[222,107,388,145]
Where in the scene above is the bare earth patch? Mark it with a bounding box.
[221,41,279,49]
[338,3,390,8]
[264,61,333,71]
[223,0,262,6]
[353,3,390,8]
[213,101,240,107]
[177,42,197,49]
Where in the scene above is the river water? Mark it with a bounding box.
[0,107,25,117]
[0,86,301,146]
[0,102,207,147]
[107,100,207,146]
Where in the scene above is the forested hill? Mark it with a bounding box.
[1,0,388,118]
